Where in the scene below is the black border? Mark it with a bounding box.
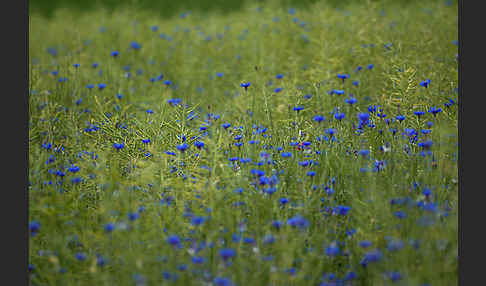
[5,0,29,284]
[459,0,483,285]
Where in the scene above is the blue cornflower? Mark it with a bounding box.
[422,187,432,197]
[418,140,433,150]
[359,240,372,248]
[272,220,283,230]
[75,252,87,261]
[104,223,115,233]
[29,221,40,237]
[274,87,283,93]
[213,277,233,286]
[130,41,141,50]
[142,138,151,144]
[293,105,303,112]
[299,160,310,167]
[307,171,316,177]
[287,215,310,229]
[362,249,382,264]
[244,237,256,244]
[334,112,346,121]
[428,107,442,116]
[331,89,345,95]
[444,98,456,108]
[325,128,336,136]
[396,115,405,122]
[73,63,80,68]
[345,96,357,105]
[222,123,231,129]
[276,74,284,79]
[219,248,236,261]
[192,256,206,264]
[92,63,99,68]
[281,152,292,158]
[167,235,181,246]
[263,187,277,195]
[241,82,251,91]
[113,143,124,150]
[337,73,350,82]
[194,141,205,149]
[358,113,370,123]
[313,115,325,123]
[358,150,370,157]
[420,79,431,88]
[335,205,351,216]
[128,212,139,221]
[111,51,119,57]
[280,197,289,205]
[98,83,107,90]
[68,165,80,173]
[164,80,171,86]
[352,80,359,86]
[414,111,425,117]
[394,211,407,219]
[345,272,357,281]
[389,271,402,282]
[325,242,340,257]
[367,64,374,70]
[177,143,188,152]
[368,105,381,113]
[191,216,205,226]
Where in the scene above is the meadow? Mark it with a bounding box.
[28,0,458,285]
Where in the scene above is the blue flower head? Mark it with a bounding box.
[167,235,181,246]
[104,223,115,233]
[428,106,442,116]
[241,81,251,91]
[75,252,87,261]
[113,143,124,150]
[177,143,188,152]
[334,112,345,121]
[420,79,431,88]
[219,248,236,261]
[130,41,141,50]
[29,221,41,236]
[213,277,233,286]
[287,215,310,229]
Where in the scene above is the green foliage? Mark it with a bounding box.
[29,1,458,285]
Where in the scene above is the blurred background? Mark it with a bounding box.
[30,0,431,18]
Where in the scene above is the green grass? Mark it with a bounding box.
[29,1,458,285]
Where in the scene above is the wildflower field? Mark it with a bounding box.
[28,0,458,285]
